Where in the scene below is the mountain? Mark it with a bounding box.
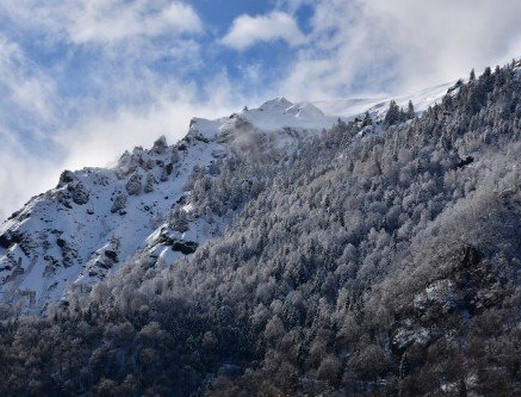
[0,98,339,312]
[2,62,521,396]
[312,79,456,119]
[1,89,451,314]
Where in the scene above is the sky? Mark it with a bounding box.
[1,0,521,221]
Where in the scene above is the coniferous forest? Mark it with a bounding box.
[3,63,521,395]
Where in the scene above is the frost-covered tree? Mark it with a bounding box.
[169,207,189,233]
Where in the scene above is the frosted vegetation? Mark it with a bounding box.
[2,62,521,395]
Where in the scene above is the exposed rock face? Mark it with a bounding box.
[126,172,143,196]
[0,232,22,249]
[392,246,505,354]
[171,240,198,255]
[70,183,90,205]
[152,135,168,154]
[144,173,156,193]
[57,170,75,188]
[110,194,127,214]
[0,235,9,249]
[56,238,78,268]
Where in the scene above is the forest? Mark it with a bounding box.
[2,62,521,396]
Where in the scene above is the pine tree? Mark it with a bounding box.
[407,100,415,119]
[383,100,402,127]
[362,111,373,127]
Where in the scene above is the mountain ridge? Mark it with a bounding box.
[0,97,351,312]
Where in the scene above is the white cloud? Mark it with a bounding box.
[222,11,307,50]
[0,146,60,222]
[68,0,203,44]
[0,37,62,220]
[0,36,57,124]
[280,0,521,99]
[0,0,203,45]
[56,91,237,172]
[362,0,521,91]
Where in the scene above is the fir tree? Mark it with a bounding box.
[406,100,415,119]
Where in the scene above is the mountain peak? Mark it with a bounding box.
[284,102,325,120]
[152,135,168,154]
[258,97,293,112]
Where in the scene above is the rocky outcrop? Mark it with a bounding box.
[171,240,198,255]
[126,171,143,195]
[392,246,505,354]
[70,183,90,205]
[110,194,127,214]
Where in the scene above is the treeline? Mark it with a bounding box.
[2,63,521,395]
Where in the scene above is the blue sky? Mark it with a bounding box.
[1,0,521,220]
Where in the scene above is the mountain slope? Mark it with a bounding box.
[2,63,521,395]
[0,98,336,312]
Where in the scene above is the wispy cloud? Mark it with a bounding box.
[280,0,521,99]
[222,11,307,50]
[0,146,60,223]
[0,35,58,125]
[70,0,202,44]
[0,35,64,221]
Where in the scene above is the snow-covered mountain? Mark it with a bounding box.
[0,97,340,312]
[312,80,456,119]
[0,82,459,313]
[5,62,521,395]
